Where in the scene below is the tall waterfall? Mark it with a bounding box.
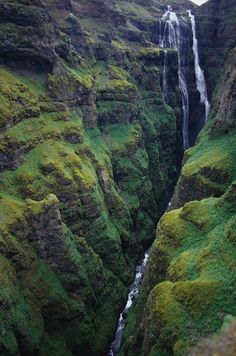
[160,6,190,149]
[188,10,210,122]
[162,50,169,103]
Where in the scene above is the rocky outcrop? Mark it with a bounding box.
[0,193,127,355]
[190,317,236,356]
[210,47,236,134]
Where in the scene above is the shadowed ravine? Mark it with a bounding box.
[108,6,210,353]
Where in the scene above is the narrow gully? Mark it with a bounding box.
[108,202,173,355]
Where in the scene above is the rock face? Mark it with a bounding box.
[170,48,236,208]
[194,0,236,98]
[120,0,236,355]
[190,317,236,356]
[0,0,199,355]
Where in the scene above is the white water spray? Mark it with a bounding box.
[162,49,169,103]
[108,250,150,355]
[188,10,210,121]
[160,6,190,149]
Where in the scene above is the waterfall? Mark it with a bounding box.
[188,10,210,122]
[162,50,169,103]
[158,20,162,45]
[160,6,190,149]
[108,250,150,355]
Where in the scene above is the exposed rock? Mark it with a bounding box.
[194,0,236,98]
[190,317,236,356]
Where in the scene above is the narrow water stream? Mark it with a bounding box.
[188,10,210,122]
[108,249,150,355]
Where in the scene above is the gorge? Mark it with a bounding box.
[0,0,235,355]
[110,6,210,354]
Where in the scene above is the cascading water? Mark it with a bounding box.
[158,20,162,45]
[108,192,175,355]
[162,50,169,103]
[188,10,210,122]
[160,6,190,149]
[108,250,150,355]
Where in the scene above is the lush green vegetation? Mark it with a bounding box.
[122,182,236,355]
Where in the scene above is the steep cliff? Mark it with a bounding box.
[195,0,236,98]
[121,0,236,355]
[0,0,197,354]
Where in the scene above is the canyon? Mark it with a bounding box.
[0,0,235,355]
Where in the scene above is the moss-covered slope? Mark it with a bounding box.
[122,182,236,355]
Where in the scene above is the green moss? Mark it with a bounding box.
[73,67,94,88]
[48,62,94,100]
[0,111,83,154]
[0,67,41,128]
[107,65,131,81]
[184,131,236,178]
[0,195,25,233]
[139,47,162,57]
[99,78,137,91]
[103,123,143,153]
[181,127,236,198]
[112,40,131,53]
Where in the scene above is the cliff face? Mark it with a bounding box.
[194,0,236,98]
[0,0,196,354]
[121,0,236,355]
